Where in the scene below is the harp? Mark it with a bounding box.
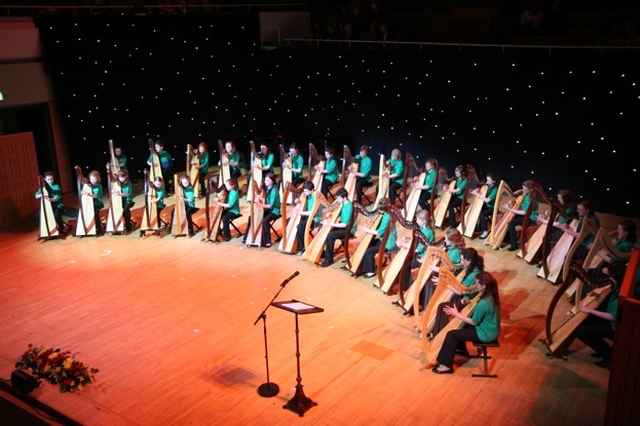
[537,218,581,283]
[218,139,230,190]
[373,153,389,209]
[375,207,418,294]
[245,175,265,247]
[401,153,425,222]
[187,144,200,196]
[105,163,125,234]
[278,182,305,254]
[308,142,326,192]
[483,180,523,250]
[562,226,631,300]
[148,138,163,182]
[418,267,469,337]
[139,168,160,236]
[345,203,382,277]
[432,166,455,229]
[171,174,189,237]
[342,145,358,201]
[203,177,226,242]
[279,143,294,205]
[540,262,614,358]
[515,183,550,262]
[108,139,120,179]
[37,175,59,240]
[74,166,96,237]
[457,165,483,237]
[300,192,342,264]
[246,141,261,203]
[423,291,482,368]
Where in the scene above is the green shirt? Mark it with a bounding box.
[148,151,173,170]
[471,297,501,342]
[416,227,436,258]
[356,155,373,183]
[155,187,166,209]
[265,185,280,216]
[454,177,467,200]
[578,214,600,246]
[423,169,436,190]
[183,185,195,208]
[557,206,575,225]
[198,152,210,172]
[290,154,304,180]
[227,151,241,174]
[325,157,339,183]
[447,246,462,264]
[119,180,133,204]
[261,152,274,174]
[388,158,404,184]
[91,183,104,209]
[226,188,240,215]
[36,183,63,209]
[375,212,397,250]
[116,154,128,172]
[521,193,538,221]
[485,184,498,209]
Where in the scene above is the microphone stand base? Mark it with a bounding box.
[257,382,279,398]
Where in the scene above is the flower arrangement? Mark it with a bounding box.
[15,344,99,393]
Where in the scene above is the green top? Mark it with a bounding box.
[605,291,618,331]
[520,193,538,221]
[306,194,320,223]
[485,184,498,209]
[578,214,600,246]
[155,187,166,209]
[415,227,435,258]
[261,152,274,174]
[227,151,241,174]
[36,183,63,209]
[471,297,501,342]
[339,200,357,234]
[183,185,195,208]
[265,185,280,216]
[116,154,128,172]
[91,183,104,209]
[290,154,304,180]
[423,169,436,190]
[198,152,210,172]
[557,206,575,225]
[375,212,397,250]
[454,177,467,200]
[461,266,482,301]
[148,151,173,170]
[119,180,133,204]
[356,155,373,183]
[226,188,240,215]
[447,246,462,264]
[388,158,404,184]
[325,157,339,183]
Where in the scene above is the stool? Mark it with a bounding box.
[229,216,243,238]
[471,340,499,378]
[269,220,281,242]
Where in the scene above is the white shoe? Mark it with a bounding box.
[479,231,489,239]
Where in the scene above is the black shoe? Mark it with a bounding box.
[507,246,519,252]
[595,359,610,369]
[320,260,332,268]
[536,263,543,268]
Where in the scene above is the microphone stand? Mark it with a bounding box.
[253,278,288,398]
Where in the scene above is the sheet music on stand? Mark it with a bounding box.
[272,300,324,315]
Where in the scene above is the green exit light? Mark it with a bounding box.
[0,92,3,101]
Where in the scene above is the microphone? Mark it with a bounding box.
[280,271,300,287]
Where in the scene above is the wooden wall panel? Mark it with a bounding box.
[0,131,39,227]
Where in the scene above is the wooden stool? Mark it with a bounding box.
[471,340,500,378]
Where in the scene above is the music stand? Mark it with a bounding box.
[272,299,324,417]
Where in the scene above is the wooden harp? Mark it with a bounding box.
[37,175,59,240]
[401,153,425,222]
[432,166,455,229]
[308,142,326,194]
[457,164,483,238]
[517,183,559,263]
[483,180,523,250]
[540,262,614,358]
[278,182,304,254]
[418,267,468,338]
[74,165,96,237]
[562,226,631,300]
[423,292,482,368]
[300,192,341,264]
[108,139,121,179]
[187,144,200,197]
[203,177,226,242]
[105,162,125,234]
[345,202,382,277]
[139,168,160,237]
[246,140,261,203]
[342,144,358,201]
[218,139,230,191]
[372,153,389,210]
[244,175,265,247]
[279,143,294,205]
[148,138,163,183]
[375,207,418,294]
[171,174,189,237]
[537,218,580,283]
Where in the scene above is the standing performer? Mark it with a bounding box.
[285,142,305,188]
[86,170,104,236]
[432,271,500,374]
[114,170,135,233]
[171,174,198,237]
[386,148,405,206]
[147,139,174,194]
[35,171,66,236]
[194,142,209,197]
[415,158,438,213]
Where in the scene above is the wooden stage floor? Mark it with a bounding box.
[0,189,612,425]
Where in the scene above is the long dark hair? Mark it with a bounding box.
[461,247,484,275]
[477,271,500,307]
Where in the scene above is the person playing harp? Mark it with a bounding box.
[193,142,209,197]
[397,209,437,294]
[319,187,354,267]
[473,172,500,239]
[385,148,404,207]
[285,142,305,188]
[414,157,438,214]
[293,180,319,255]
[359,198,397,278]
[35,171,67,236]
[214,178,241,242]
[244,172,280,248]
[349,145,374,204]
[504,179,539,251]
[445,165,468,229]
[431,271,500,374]
[317,146,340,198]
[84,170,104,236]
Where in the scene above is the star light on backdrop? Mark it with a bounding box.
[35,14,639,217]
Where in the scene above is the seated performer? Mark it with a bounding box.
[223,140,243,191]
[317,147,340,197]
[244,172,280,248]
[505,179,539,251]
[257,141,275,176]
[474,172,500,239]
[320,187,353,267]
[35,171,66,234]
[294,180,318,254]
[215,178,241,242]
[151,176,166,227]
[350,144,373,204]
[432,271,501,374]
[430,247,485,338]
[360,198,397,278]
[147,139,174,194]
[115,170,135,232]
[171,174,198,237]
[386,148,405,206]
[595,219,637,265]
[286,142,305,188]
[194,142,210,197]
[560,199,600,262]
[398,209,436,292]
[446,165,468,229]
[415,158,438,212]
[114,146,128,173]
[86,170,105,236]
[420,227,466,307]
[539,188,577,243]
